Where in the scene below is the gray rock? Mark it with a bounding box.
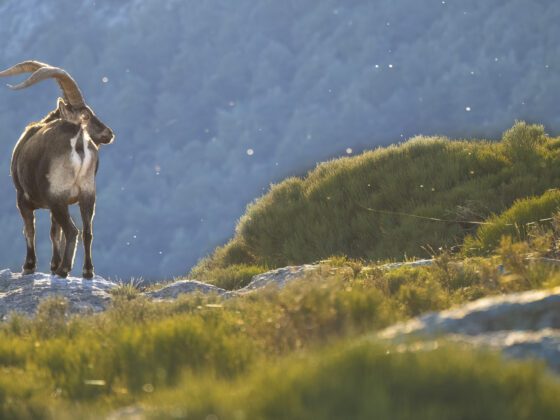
[0,269,118,319]
[0,261,440,319]
[145,265,322,300]
[380,287,560,339]
[145,279,230,299]
[0,264,322,316]
[450,329,560,372]
[379,286,560,372]
[239,264,321,292]
[377,259,434,271]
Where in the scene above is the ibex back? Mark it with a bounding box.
[0,61,114,278]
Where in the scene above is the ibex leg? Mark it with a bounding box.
[49,213,62,274]
[50,203,78,278]
[17,193,36,275]
[79,194,96,279]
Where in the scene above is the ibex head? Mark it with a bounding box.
[0,61,114,145]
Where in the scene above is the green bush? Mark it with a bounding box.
[191,263,267,290]
[465,189,560,254]
[502,121,547,162]
[194,122,560,275]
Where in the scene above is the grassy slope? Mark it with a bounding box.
[192,122,560,283]
[4,244,560,418]
[6,122,560,418]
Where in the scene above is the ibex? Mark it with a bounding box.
[0,61,114,278]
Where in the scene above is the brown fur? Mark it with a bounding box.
[10,95,113,278]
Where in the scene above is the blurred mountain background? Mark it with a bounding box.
[0,0,559,279]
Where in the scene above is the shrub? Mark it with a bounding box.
[191,263,267,290]
[502,121,547,162]
[194,122,560,275]
[465,189,560,254]
[34,297,70,339]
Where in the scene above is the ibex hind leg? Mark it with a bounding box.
[79,194,95,279]
[50,203,78,278]
[17,193,36,275]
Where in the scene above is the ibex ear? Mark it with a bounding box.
[56,98,72,119]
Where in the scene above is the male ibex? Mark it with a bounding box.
[0,61,114,278]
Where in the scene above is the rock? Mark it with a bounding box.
[379,286,560,372]
[146,264,323,300]
[0,269,118,319]
[377,259,433,271]
[0,264,322,317]
[449,329,560,372]
[0,261,435,319]
[145,279,230,299]
[380,287,560,338]
[239,264,321,292]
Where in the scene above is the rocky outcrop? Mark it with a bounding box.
[238,264,322,292]
[144,265,323,300]
[3,261,560,373]
[0,264,324,318]
[0,269,117,318]
[0,260,437,318]
[379,286,560,372]
[145,279,230,299]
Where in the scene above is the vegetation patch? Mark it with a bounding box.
[193,122,560,279]
[464,189,560,255]
[2,243,560,417]
[6,122,560,417]
[190,263,268,290]
[145,340,560,420]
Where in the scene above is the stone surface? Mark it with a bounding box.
[0,269,118,319]
[145,264,322,300]
[380,287,560,338]
[0,264,321,317]
[379,286,560,372]
[145,279,230,299]
[3,262,560,373]
[239,264,321,292]
[377,259,434,271]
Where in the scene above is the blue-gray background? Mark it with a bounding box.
[0,0,559,280]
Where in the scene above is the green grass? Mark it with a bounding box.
[464,189,560,255]
[190,263,268,290]
[193,122,560,279]
[144,341,560,420]
[2,249,560,418]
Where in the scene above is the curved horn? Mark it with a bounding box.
[0,60,49,78]
[8,66,85,108]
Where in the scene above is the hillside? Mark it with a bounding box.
[2,1,560,278]
[192,122,560,281]
[3,252,560,418]
[2,122,560,418]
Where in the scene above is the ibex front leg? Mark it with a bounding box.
[49,213,62,274]
[79,194,95,279]
[50,203,78,278]
[17,193,36,275]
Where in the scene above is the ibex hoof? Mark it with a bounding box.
[54,269,69,278]
[22,267,35,275]
[83,270,94,280]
